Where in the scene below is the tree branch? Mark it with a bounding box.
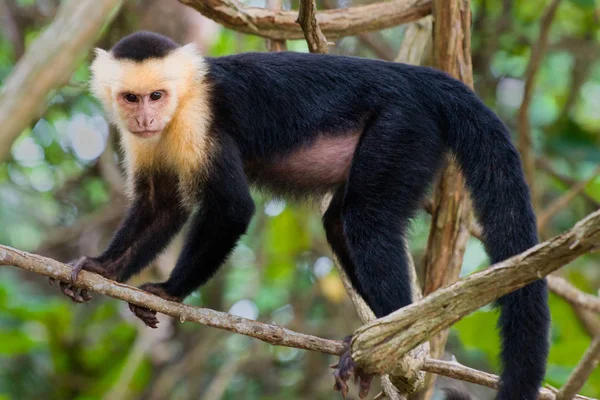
[516,0,563,209]
[555,335,600,400]
[536,157,600,210]
[0,245,344,356]
[421,359,594,400]
[0,0,123,163]
[178,0,432,41]
[538,165,600,231]
[547,275,600,313]
[351,208,600,375]
[296,0,329,53]
[265,0,287,52]
[0,238,600,400]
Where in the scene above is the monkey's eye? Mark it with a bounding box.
[150,91,162,101]
[124,94,138,103]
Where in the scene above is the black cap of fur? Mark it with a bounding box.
[442,388,472,400]
[111,31,179,62]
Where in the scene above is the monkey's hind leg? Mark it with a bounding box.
[323,185,374,399]
[325,115,444,398]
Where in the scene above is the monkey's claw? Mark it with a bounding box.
[331,336,373,399]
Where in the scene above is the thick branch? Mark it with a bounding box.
[516,0,563,208]
[296,0,329,53]
[179,0,432,40]
[0,245,344,356]
[351,208,600,375]
[555,336,600,400]
[0,0,122,163]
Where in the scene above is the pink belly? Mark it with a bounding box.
[247,133,361,193]
[280,134,360,186]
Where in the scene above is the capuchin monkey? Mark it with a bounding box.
[54,31,550,400]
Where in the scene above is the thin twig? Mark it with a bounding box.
[421,359,594,400]
[536,157,600,210]
[296,0,329,53]
[516,0,563,208]
[555,336,600,400]
[538,165,600,231]
[547,275,600,313]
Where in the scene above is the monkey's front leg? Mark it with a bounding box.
[55,194,189,303]
[128,146,255,327]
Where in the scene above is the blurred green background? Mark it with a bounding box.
[0,0,599,399]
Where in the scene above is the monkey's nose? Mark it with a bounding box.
[137,116,156,129]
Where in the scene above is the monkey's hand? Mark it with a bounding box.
[128,283,181,329]
[330,335,373,399]
[50,257,117,303]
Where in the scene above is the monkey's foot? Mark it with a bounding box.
[50,257,116,303]
[128,283,181,329]
[331,335,373,399]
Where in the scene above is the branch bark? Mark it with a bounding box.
[296,0,329,53]
[0,0,122,163]
[516,0,563,210]
[351,208,600,377]
[179,0,432,40]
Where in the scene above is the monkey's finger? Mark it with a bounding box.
[358,374,373,399]
[49,277,55,286]
[59,281,77,298]
[72,290,85,303]
[129,304,159,328]
[333,374,349,399]
[80,289,93,302]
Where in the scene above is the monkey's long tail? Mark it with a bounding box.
[442,89,551,400]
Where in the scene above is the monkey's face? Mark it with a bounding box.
[115,90,174,138]
[89,43,205,140]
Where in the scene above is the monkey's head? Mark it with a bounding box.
[89,31,205,139]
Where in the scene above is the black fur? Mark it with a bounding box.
[93,35,550,400]
[442,388,472,400]
[90,171,189,282]
[111,31,180,62]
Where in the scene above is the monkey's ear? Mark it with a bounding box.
[92,48,112,61]
[89,48,118,107]
[179,42,201,57]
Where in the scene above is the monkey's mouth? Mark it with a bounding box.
[131,130,162,138]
